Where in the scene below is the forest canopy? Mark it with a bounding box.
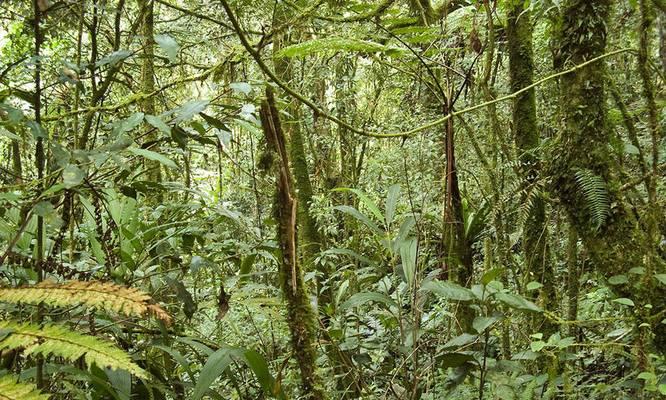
[0,0,665,399]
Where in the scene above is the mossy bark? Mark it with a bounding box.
[260,88,325,400]
[272,5,329,306]
[507,0,555,335]
[556,0,666,356]
[138,0,161,184]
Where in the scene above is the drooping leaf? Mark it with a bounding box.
[154,34,179,62]
[145,114,171,134]
[612,297,635,306]
[340,292,397,310]
[495,292,542,313]
[173,100,210,123]
[129,147,178,169]
[421,280,476,302]
[399,237,418,286]
[442,333,478,350]
[96,50,131,68]
[229,82,252,95]
[333,205,382,235]
[334,188,384,224]
[191,347,240,400]
[0,322,147,378]
[62,164,85,189]
[384,184,401,227]
[0,375,50,400]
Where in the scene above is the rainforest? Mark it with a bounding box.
[0,0,665,399]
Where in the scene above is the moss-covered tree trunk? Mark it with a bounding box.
[260,88,325,400]
[556,0,665,357]
[138,0,161,183]
[507,0,555,335]
[271,5,328,306]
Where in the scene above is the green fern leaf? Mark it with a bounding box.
[0,322,147,379]
[573,168,610,230]
[0,280,171,325]
[0,376,50,400]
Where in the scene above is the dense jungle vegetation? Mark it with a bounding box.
[0,0,665,398]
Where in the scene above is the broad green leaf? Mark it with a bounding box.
[530,341,547,352]
[481,267,503,285]
[608,275,628,285]
[334,188,384,224]
[526,281,543,291]
[442,333,478,350]
[385,184,401,226]
[154,34,179,62]
[437,352,476,368]
[62,164,85,188]
[229,82,251,95]
[240,349,284,398]
[174,100,210,123]
[654,274,666,285]
[96,50,131,68]
[612,297,634,306]
[192,347,242,400]
[145,115,171,134]
[322,248,373,265]
[128,148,177,169]
[399,237,418,286]
[472,315,501,333]
[421,280,476,301]
[495,292,542,313]
[333,205,382,235]
[340,292,397,310]
[114,112,144,134]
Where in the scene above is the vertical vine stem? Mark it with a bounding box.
[32,0,45,389]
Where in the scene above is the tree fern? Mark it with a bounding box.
[0,322,147,379]
[0,281,171,325]
[573,168,610,230]
[0,376,49,400]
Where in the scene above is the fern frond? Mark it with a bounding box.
[573,168,610,230]
[0,281,172,325]
[516,180,546,230]
[0,376,49,400]
[0,322,147,379]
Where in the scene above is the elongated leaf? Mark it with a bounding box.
[0,322,147,378]
[385,184,401,227]
[154,34,179,62]
[495,292,542,313]
[421,280,476,301]
[129,148,177,169]
[241,349,284,398]
[192,347,241,400]
[145,115,171,134]
[340,292,397,310]
[334,205,382,234]
[333,188,384,223]
[442,333,478,350]
[399,237,418,286]
[0,375,49,400]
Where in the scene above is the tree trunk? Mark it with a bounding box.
[507,0,555,335]
[139,0,161,183]
[260,88,325,400]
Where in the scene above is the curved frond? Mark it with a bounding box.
[0,322,147,379]
[0,281,171,325]
[573,168,610,230]
[0,376,49,400]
